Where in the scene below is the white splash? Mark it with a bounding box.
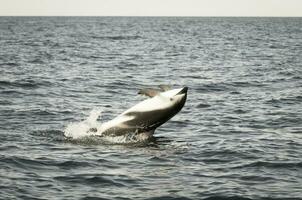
[64,108,153,144]
[64,108,102,139]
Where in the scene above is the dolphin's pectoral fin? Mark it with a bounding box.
[138,85,171,97]
[138,88,161,97]
[158,84,171,91]
[138,88,160,97]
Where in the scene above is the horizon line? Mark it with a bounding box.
[1,15,302,17]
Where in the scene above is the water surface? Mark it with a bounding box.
[0,17,302,200]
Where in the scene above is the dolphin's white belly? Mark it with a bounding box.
[90,87,187,138]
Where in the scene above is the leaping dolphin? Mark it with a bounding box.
[90,86,188,140]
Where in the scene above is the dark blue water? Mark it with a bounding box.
[0,17,302,200]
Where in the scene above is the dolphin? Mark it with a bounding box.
[90,86,188,140]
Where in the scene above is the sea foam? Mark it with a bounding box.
[64,108,146,144]
[64,108,102,139]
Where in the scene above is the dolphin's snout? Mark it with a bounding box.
[177,87,188,95]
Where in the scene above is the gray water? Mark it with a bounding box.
[0,17,302,200]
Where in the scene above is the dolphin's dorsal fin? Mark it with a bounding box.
[138,88,161,97]
[159,84,171,91]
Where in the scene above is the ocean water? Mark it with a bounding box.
[0,17,302,200]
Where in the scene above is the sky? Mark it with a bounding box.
[0,0,301,16]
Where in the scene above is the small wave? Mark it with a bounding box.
[0,79,52,89]
[229,81,265,88]
[0,100,13,105]
[233,109,248,114]
[291,75,302,80]
[56,160,94,169]
[54,175,125,187]
[81,197,111,200]
[232,161,302,169]
[0,62,19,67]
[0,80,37,88]
[195,80,263,93]
[179,75,201,79]
[197,103,211,108]
[30,129,65,142]
[238,175,278,182]
[15,109,57,118]
[145,196,193,200]
[0,144,20,151]
[202,196,252,200]
[32,109,57,116]
[0,156,50,170]
[230,91,241,95]
[29,58,45,64]
[265,96,302,106]
[196,83,229,92]
[92,35,142,40]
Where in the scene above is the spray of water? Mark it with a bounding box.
[64,108,102,139]
[64,108,149,144]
